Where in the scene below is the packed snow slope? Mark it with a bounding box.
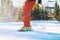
[0,20,60,40]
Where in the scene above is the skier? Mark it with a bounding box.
[19,0,36,31]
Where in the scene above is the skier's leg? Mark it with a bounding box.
[19,1,35,31]
[24,1,36,27]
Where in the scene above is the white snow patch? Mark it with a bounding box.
[0,36,32,40]
[0,21,60,34]
[0,21,60,40]
[32,24,60,34]
[0,26,22,30]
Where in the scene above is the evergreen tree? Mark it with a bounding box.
[31,3,48,20]
[54,1,59,16]
[31,3,41,20]
[39,9,48,20]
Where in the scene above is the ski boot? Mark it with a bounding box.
[18,26,31,31]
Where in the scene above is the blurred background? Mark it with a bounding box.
[0,0,60,22]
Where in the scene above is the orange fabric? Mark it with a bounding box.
[24,1,35,27]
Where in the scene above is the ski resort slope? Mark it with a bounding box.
[0,20,60,40]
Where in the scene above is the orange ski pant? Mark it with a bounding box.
[24,1,35,27]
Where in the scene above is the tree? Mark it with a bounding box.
[54,1,59,16]
[31,3,48,20]
[31,3,41,20]
[39,9,48,20]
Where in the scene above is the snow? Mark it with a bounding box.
[0,20,60,40]
[32,23,60,34]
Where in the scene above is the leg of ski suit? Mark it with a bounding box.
[18,0,36,31]
[24,1,36,28]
